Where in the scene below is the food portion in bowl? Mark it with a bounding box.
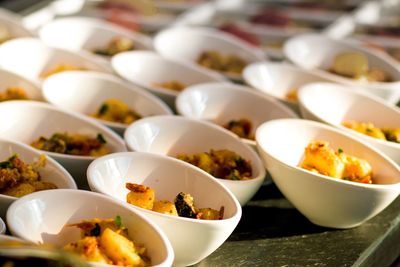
[0,154,57,197]
[93,37,135,57]
[0,87,28,101]
[92,99,142,125]
[223,118,254,140]
[152,80,186,92]
[285,88,299,102]
[177,149,252,180]
[342,121,400,143]
[196,51,247,75]
[126,183,224,220]
[31,132,110,157]
[300,140,373,184]
[64,216,149,266]
[41,64,86,79]
[328,52,391,82]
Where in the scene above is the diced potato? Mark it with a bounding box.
[198,207,223,220]
[126,183,155,210]
[340,154,373,184]
[64,236,112,264]
[100,228,145,267]
[152,200,178,216]
[331,52,368,78]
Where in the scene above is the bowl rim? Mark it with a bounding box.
[111,50,227,97]
[256,118,400,189]
[0,100,127,161]
[283,33,400,87]
[297,82,400,150]
[0,217,5,234]
[124,115,266,183]
[0,138,77,202]
[42,70,173,131]
[87,151,242,224]
[6,188,175,266]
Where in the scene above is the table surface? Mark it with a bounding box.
[196,183,400,267]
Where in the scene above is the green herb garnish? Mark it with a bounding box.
[115,215,123,228]
[338,148,343,154]
[0,161,13,168]
[97,133,107,144]
[99,104,109,115]
[90,223,101,236]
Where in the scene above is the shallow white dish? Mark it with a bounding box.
[0,38,112,84]
[42,71,173,136]
[111,50,226,109]
[0,138,76,218]
[124,115,266,206]
[87,151,241,266]
[6,189,174,267]
[176,82,298,148]
[284,33,400,104]
[0,69,43,101]
[256,118,400,228]
[0,101,126,188]
[39,17,153,56]
[153,26,266,81]
[243,61,332,113]
[298,82,400,165]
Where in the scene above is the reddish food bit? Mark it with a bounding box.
[218,23,260,47]
[250,9,290,27]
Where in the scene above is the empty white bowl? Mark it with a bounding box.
[124,115,266,206]
[0,8,33,40]
[298,82,400,165]
[0,69,42,101]
[87,151,241,266]
[0,101,127,188]
[6,189,174,267]
[42,71,173,136]
[153,26,266,80]
[0,138,76,218]
[176,82,298,148]
[243,61,332,113]
[0,38,112,84]
[39,17,153,56]
[284,33,400,104]
[111,50,226,109]
[256,118,400,228]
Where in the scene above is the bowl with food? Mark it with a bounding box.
[124,115,266,206]
[284,33,400,104]
[87,151,241,266]
[243,62,334,113]
[176,82,298,148]
[6,189,174,267]
[42,71,173,136]
[0,38,112,84]
[0,68,42,101]
[153,26,266,81]
[298,82,400,165]
[0,8,33,43]
[111,50,226,109]
[256,118,400,228]
[0,101,126,188]
[0,138,76,218]
[39,17,152,58]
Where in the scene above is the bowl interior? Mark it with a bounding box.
[89,152,238,219]
[0,8,33,38]
[257,119,400,185]
[0,69,42,100]
[7,190,171,266]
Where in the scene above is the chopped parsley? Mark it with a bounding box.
[97,133,107,144]
[115,215,123,228]
[338,148,344,154]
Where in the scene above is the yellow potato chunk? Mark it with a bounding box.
[331,52,368,78]
[340,154,372,183]
[152,200,178,216]
[342,121,386,140]
[126,183,155,210]
[100,228,145,267]
[64,236,112,264]
[198,208,223,220]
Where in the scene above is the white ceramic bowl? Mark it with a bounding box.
[39,17,153,56]
[284,33,400,104]
[243,62,334,113]
[0,217,5,234]
[6,189,174,267]
[0,38,112,84]
[87,151,241,266]
[0,69,42,101]
[298,82,400,165]
[111,51,226,109]
[176,82,298,148]
[0,138,76,218]
[153,26,266,81]
[42,71,173,136]
[256,118,400,229]
[124,115,266,206]
[0,8,33,40]
[0,101,127,188]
